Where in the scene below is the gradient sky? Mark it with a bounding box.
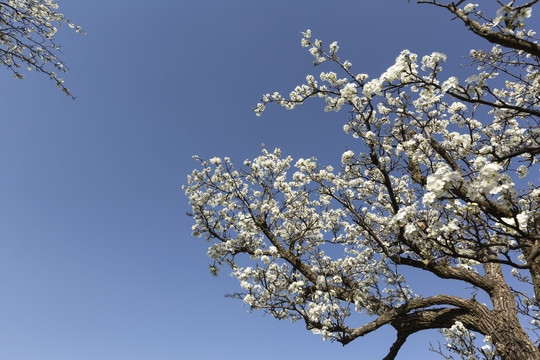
[0,1,503,359]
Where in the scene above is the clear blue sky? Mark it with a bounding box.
[0,1,500,359]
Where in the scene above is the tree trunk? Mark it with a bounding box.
[487,317,539,359]
[483,262,540,359]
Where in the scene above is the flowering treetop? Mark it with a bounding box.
[185,1,540,359]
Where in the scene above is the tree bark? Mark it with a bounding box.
[483,262,540,359]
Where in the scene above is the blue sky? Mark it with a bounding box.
[0,1,501,359]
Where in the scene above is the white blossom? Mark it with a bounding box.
[0,0,84,96]
[463,3,478,13]
[341,150,355,164]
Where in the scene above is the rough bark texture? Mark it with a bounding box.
[483,263,540,359]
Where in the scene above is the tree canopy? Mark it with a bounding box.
[185,1,540,359]
[0,0,83,97]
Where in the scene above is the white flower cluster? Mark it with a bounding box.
[440,321,496,359]
[463,3,478,14]
[185,146,417,340]
[363,50,419,98]
[493,4,533,32]
[254,28,538,273]
[341,150,355,165]
[423,166,462,208]
[0,0,84,96]
[464,162,518,209]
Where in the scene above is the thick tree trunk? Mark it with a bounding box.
[483,263,540,359]
[485,316,539,359]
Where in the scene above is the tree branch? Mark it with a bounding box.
[419,1,540,57]
[384,307,480,360]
